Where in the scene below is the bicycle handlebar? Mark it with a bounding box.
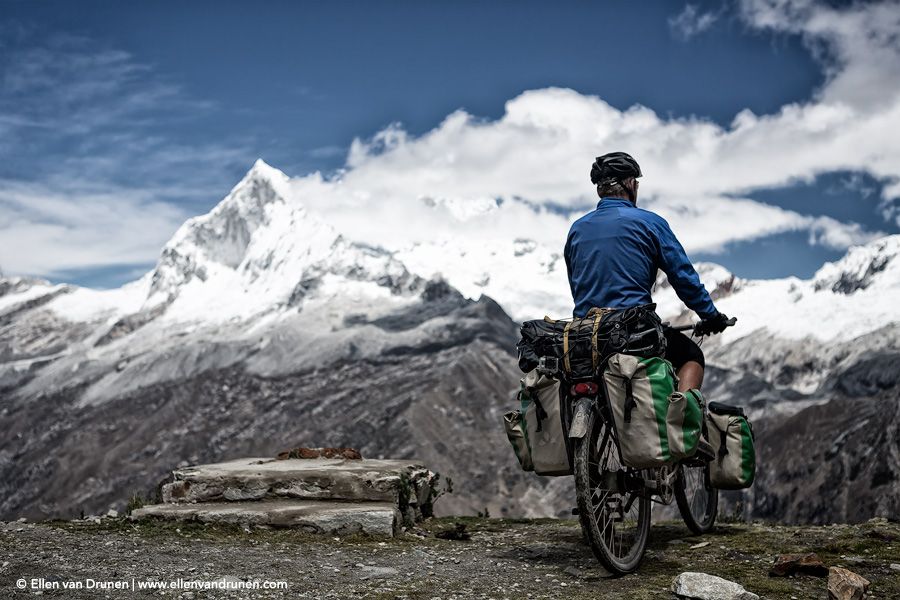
[667,316,737,334]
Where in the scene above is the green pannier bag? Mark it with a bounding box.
[707,402,756,489]
[503,369,571,476]
[603,353,703,469]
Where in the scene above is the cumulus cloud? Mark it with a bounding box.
[739,0,900,109]
[4,0,900,284]
[282,0,899,259]
[669,4,720,40]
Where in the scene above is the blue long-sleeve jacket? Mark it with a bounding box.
[564,197,718,319]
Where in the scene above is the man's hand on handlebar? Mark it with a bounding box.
[694,312,736,336]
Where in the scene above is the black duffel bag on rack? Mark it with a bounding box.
[516,303,666,378]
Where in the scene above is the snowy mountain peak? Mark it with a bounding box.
[147,161,303,300]
[812,234,900,295]
[138,160,427,323]
[250,157,279,174]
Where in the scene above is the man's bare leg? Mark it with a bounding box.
[677,360,704,392]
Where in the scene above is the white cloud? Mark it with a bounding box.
[0,30,254,279]
[738,0,900,109]
[280,0,900,261]
[807,216,883,250]
[0,179,188,276]
[669,4,720,40]
[4,1,900,283]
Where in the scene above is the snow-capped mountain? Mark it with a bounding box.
[1,159,898,524]
[145,159,425,323]
[0,161,531,521]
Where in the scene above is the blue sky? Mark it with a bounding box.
[2,0,900,287]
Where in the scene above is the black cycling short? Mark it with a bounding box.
[664,328,705,370]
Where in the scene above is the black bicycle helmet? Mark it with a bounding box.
[590,152,642,185]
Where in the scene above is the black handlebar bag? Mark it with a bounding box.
[516,304,666,378]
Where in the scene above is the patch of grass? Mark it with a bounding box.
[125,492,146,515]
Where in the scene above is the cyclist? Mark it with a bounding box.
[563,151,731,391]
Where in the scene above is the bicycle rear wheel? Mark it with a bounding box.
[675,461,718,534]
[574,406,650,574]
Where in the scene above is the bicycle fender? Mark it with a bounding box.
[568,397,593,439]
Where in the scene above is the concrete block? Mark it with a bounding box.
[159,457,434,506]
[132,499,400,537]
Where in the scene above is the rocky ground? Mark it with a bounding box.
[1,516,898,599]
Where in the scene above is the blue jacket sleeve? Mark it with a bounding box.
[654,217,718,319]
[564,230,576,299]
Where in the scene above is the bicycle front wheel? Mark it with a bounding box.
[574,406,650,574]
[675,461,718,534]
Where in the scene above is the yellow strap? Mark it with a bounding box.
[591,312,603,370]
[562,321,572,373]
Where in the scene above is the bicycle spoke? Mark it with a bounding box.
[575,412,650,571]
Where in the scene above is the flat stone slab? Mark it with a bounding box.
[160,457,435,506]
[131,499,400,537]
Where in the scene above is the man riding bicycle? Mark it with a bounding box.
[505,151,745,573]
[564,151,732,392]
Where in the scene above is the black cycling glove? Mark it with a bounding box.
[696,312,731,335]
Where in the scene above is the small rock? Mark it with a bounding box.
[412,549,432,561]
[690,541,711,550]
[769,553,828,578]
[436,523,471,541]
[827,566,870,600]
[359,565,398,579]
[563,566,583,578]
[106,509,119,519]
[889,563,900,571]
[671,572,759,600]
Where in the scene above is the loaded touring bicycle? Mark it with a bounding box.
[504,304,753,574]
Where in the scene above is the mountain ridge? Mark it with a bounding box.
[2,160,898,524]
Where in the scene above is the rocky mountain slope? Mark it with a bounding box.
[0,162,539,520]
[1,160,898,524]
[661,238,900,524]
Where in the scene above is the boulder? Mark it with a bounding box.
[769,553,828,577]
[671,572,759,600]
[827,567,870,600]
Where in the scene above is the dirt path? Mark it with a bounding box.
[1,517,898,599]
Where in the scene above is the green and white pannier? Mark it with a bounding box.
[603,353,703,469]
[503,369,572,476]
[706,402,756,489]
